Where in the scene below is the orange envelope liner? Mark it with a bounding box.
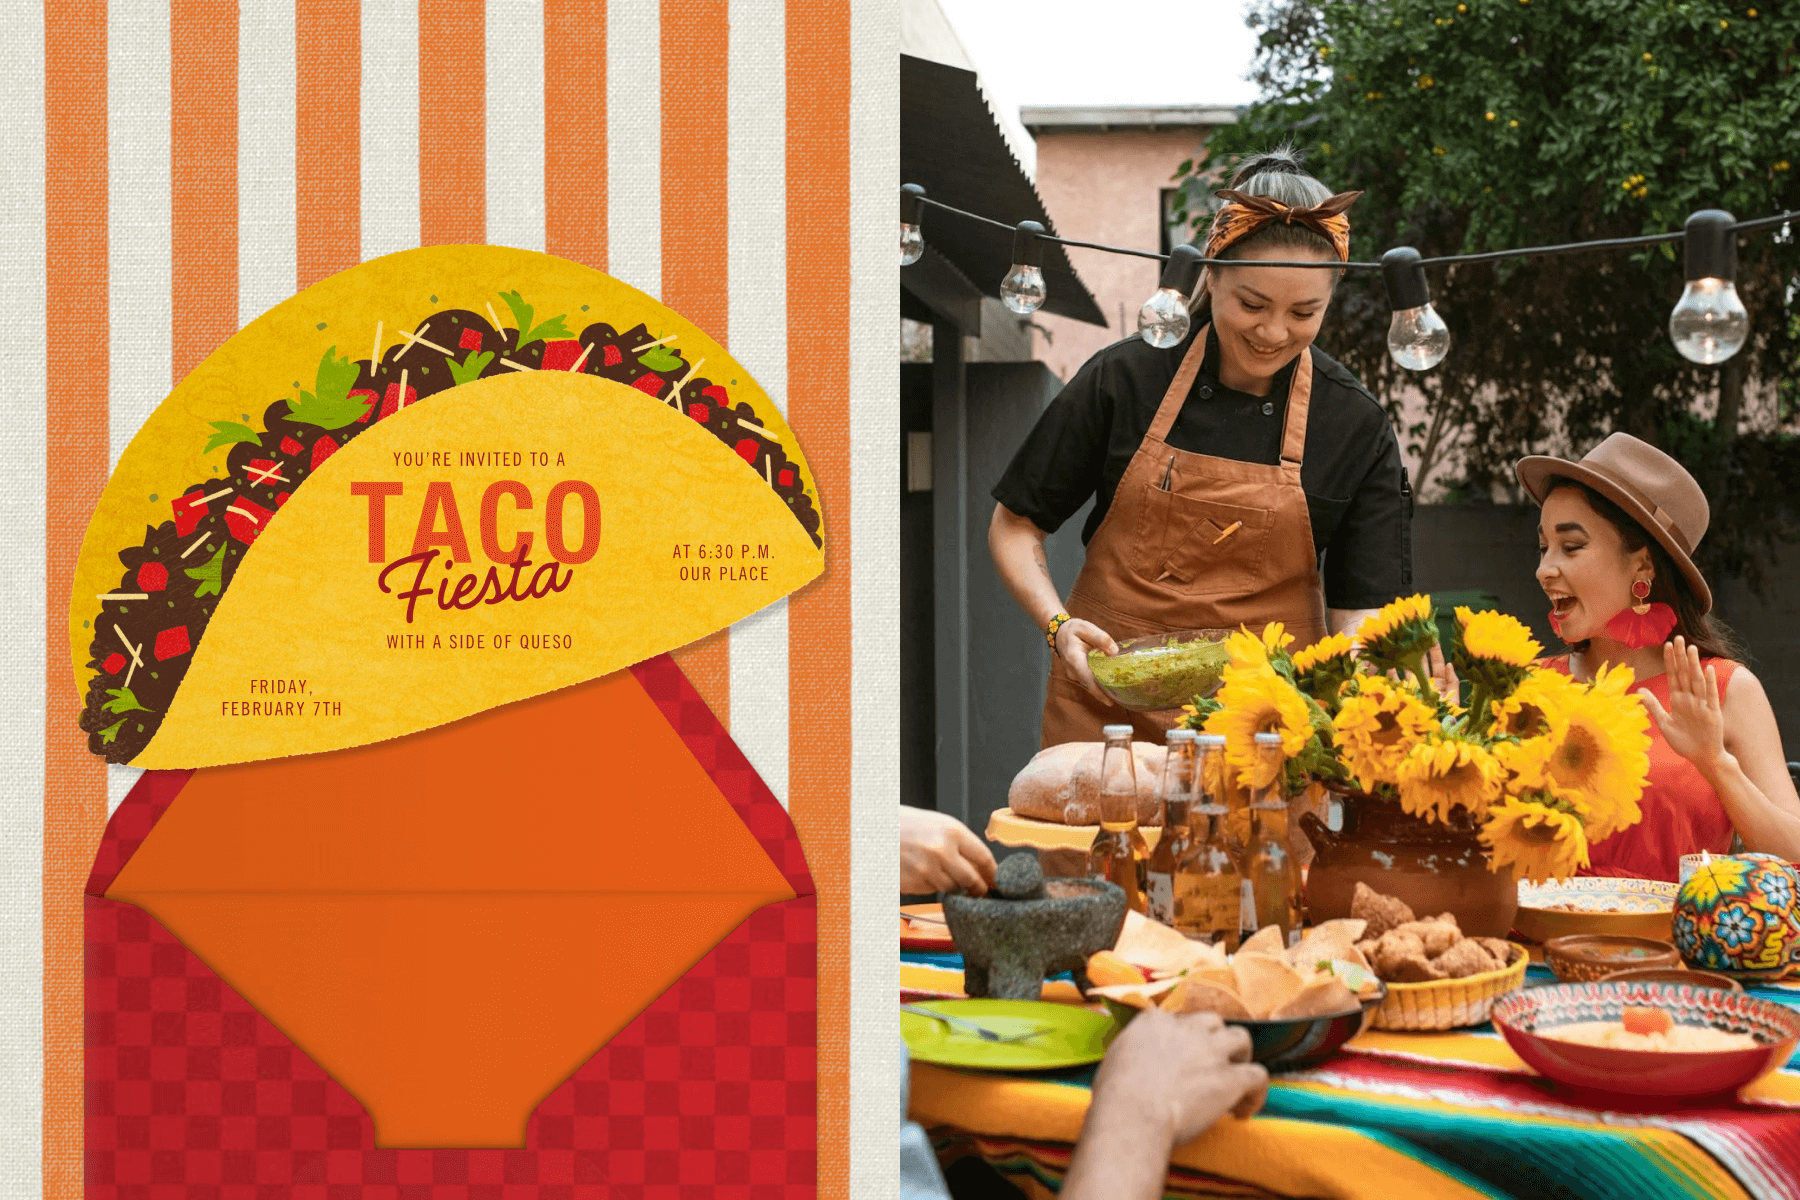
[87,657,818,1186]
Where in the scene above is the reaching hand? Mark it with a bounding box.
[1637,636,1727,772]
[1057,618,1120,701]
[899,807,998,897]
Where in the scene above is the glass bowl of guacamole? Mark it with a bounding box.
[1087,629,1233,712]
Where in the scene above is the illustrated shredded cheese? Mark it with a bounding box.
[569,343,594,373]
[736,418,774,439]
[246,463,288,486]
[396,326,452,358]
[398,368,409,407]
[180,534,211,558]
[501,358,533,372]
[633,333,677,352]
[372,320,383,366]
[198,486,233,504]
[96,593,149,601]
[226,505,262,525]
[486,302,503,332]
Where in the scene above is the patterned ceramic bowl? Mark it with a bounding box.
[1491,981,1800,1099]
[1543,935,1681,983]
[1102,982,1387,1071]
[1599,966,1742,993]
[1514,877,1677,944]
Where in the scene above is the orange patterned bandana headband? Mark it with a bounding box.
[1206,188,1364,262]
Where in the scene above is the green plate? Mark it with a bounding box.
[901,1000,1116,1071]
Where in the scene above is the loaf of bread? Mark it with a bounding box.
[1007,741,1168,826]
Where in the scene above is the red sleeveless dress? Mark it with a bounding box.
[1541,654,1737,883]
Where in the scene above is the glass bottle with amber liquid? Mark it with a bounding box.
[1241,731,1302,946]
[1145,728,1196,926]
[1173,733,1242,950]
[1088,723,1149,914]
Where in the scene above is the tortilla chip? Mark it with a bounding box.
[1232,955,1305,1019]
[1238,925,1287,959]
[1268,975,1359,1020]
[1087,977,1181,1009]
[1161,978,1253,1020]
[1284,919,1368,969]
[1113,911,1220,975]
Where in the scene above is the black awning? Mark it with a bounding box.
[901,55,1108,328]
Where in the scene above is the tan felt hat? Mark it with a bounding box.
[1515,432,1712,613]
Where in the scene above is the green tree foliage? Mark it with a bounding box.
[1179,0,1800,591]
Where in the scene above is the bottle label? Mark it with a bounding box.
[1147,872,1174,925]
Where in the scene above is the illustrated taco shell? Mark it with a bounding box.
[69,247,823,767]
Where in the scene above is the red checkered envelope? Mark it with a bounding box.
[86,657,817,1185]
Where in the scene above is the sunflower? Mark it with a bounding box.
[1203,664,1313,789]
[1540,687,1651,822]
[1293,633,1354,675]
[1493,734,1556,791]
[1587,660,1639,698]
[1292,632,1358,707]
[1223,622,1294,672]
[1481,795,1590,882]
[1490,669,1583,738]
[1395,735,1504,822]
[1356,594,1441,683]
[1331,675,1439,791]
[1454,607,1542,668]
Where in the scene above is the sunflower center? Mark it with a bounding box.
[1503,702,1547,737]
[1370,711,1406,747]
[1552,726,1600,785]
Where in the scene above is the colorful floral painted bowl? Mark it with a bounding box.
[1513,877,1677,944]
[1491,981,1800,1100]
[1673,855,1800,978]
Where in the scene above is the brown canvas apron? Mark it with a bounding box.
[1041,326,1328,748]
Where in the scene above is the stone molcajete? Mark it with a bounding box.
[943,852,1128,1000]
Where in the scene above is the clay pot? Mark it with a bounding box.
[1300,786,1518,939]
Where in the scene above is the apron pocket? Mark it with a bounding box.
[1130,486,1271,596]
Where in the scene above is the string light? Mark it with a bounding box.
[1138,245,1204,348]
[901,183,926,267]
[1000,221,1048,315]
[1381,247,1450,371]
[900,184,1796,367]
[1669,209,1749,364]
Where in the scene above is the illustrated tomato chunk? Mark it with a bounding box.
[350,388,379,423]
[171,489,214,537]
[311,435,340,470]
[778,469,794,487]
[102,653,126,675]
[735,439,759,464]
[224,497,275,545]
[275,491,291,508]
[154,626,191,661]
[246,458,285,486]
[702,385,728,405]
[377,382,419,422]
[137,562,168,592]
[602,344,623,367]
[459,327,484,351]
[541,340,583,372]
[687,403,710,423]
[1621,1006,1674,1036]
[631,373,663,396]
[280,436,304,456]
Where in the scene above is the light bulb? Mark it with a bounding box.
[1671,210,1747,365]
[1137,288,1190,348]
[1387,304,1451,370]
[1139,244,1203,348]
[900,222,924,266]
[1669,278,1749,364]
[1001,264,1047,314]
[900,183,927,266]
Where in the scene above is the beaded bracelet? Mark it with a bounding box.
[1045,612,1072,650]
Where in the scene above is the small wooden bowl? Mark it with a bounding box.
[1544,934,1680,983]
[1600,965,1743,993]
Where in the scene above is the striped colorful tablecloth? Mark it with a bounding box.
[904,952,1800,1199]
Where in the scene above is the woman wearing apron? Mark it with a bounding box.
[990,148,1414,748]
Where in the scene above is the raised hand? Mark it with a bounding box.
[1637,636,1727,771]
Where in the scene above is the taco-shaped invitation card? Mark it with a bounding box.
[75,247,821,1177]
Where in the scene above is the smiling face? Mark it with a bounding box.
[1204,243,1337,393]
[1535,486,1654,642]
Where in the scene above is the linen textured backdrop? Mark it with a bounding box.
[0,0,899,1194]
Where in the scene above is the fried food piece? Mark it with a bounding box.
[1432,939,1499,980]
[1472,937,1516,969]
[1371,930,1427,980]
[1350,882,1416,940]
[1391,919,1461,958]
[1388,952,1446,984]
[1160,978,1252,1020]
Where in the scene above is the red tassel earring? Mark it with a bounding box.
[1603,578,1677,648]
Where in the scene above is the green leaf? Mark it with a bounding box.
[102,687,151,715]
[185,543,226,598]
[499,290,574,352]
[286,347,369,429]
[447,349,495,386]
[98,719,125,745]
[204,421,262,455]
[638,346,682,372]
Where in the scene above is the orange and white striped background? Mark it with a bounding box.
[1,0,899,1195]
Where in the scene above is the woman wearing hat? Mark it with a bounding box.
[990,147,1414,747]
[1517,432,1800,879]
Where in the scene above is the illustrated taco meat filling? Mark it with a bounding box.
[79,296,820,763]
